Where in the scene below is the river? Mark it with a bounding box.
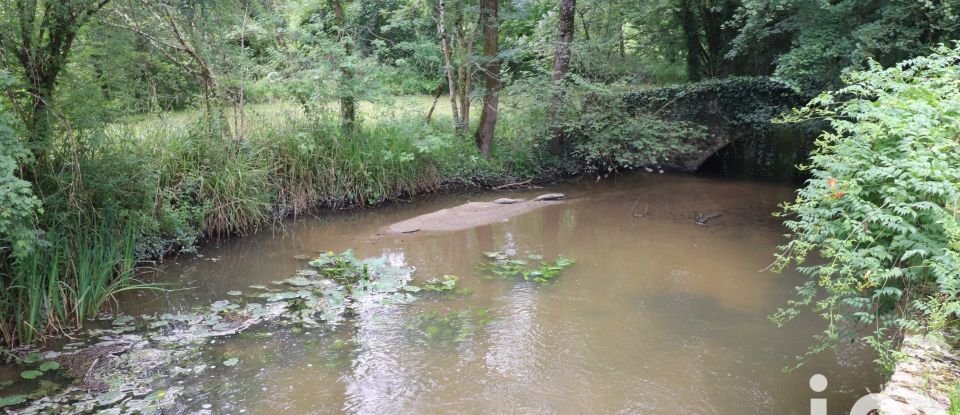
[96,173,880,414]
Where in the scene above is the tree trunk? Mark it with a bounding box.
[473,0,499,157]
[332,0,356,132]
[677,0,703,82]
[437,0,463,134]
[548,0,575,155]
[455,4,476,131]
[5,0,112,157]
[426,80,445,122]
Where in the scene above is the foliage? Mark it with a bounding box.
[624,76,817,172]
[625,76,812,131]
[478,251,575,283]
[729,0,960,82]
[507,75,701,175]
[951,381,960,415]
[773,44,960,369]
[0,216,144,346]
[0,72,42,257]
[418,275,460,292]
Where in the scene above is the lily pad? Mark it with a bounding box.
[22,353,43,364]
[38,361,60,372]
[19,370,42,380]
[282,277,320,287]
[0,394,26,407]
[226,291,242,296]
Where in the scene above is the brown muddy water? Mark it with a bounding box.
[110,174,878,413]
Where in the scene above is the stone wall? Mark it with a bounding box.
[880,331,959,414]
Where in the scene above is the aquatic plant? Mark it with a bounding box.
[415,275,460,293]
[477,252,576,283]
[0,250,424,413]
[406,308,492,345]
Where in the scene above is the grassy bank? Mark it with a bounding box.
[0,96,560,348]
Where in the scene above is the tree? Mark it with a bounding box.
[728,0,960,82]
[330,0,356,131]
[675,0,743,81]
[436,0,462,133]
[473,0,499,157]
[453,0,477,133]
[0,0,111,157]
[109,0,246,119]
[548,0,575,154]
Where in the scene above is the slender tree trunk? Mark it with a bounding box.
[437,0,463,133]
[548,0,575,155]
[677,0,703,82]
[332,0,355,132]
[474,0,499,157]
[426,80,445,122]
[578,9,590,41]
[236,11,248,140]
[455,4,476,131]
[619,23,625,58]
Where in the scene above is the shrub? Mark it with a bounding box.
[0,71,41,258]
[773,44,960,369]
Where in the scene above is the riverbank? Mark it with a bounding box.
[0,99,568,348]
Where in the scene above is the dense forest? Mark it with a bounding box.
[0,0,958,386]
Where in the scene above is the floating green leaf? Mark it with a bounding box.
[422,275,459,292]
[477,253,575,283]
[19,370,42,380]
[21,353,43,364]
[38,361,59,372]
[0,394,26,407]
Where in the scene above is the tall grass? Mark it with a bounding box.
[0,217,142,346]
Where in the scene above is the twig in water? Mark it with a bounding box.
[694,213,722,226]
[493,179,534,190]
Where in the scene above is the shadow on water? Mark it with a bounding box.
[697,125,817,183]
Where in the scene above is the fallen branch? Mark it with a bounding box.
[493,179,534,189]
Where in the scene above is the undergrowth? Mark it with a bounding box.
[0,104,558,348]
